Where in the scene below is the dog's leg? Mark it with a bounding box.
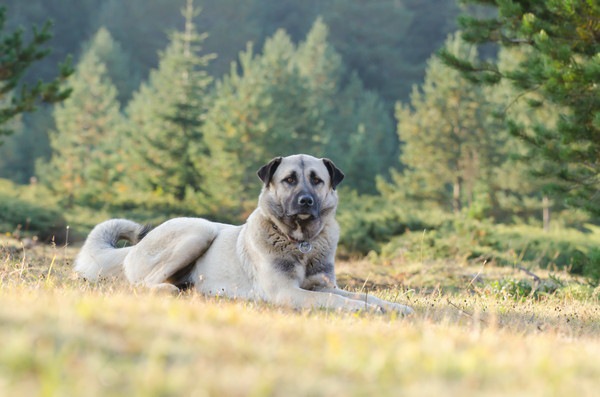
[267,284,384,313]
[124,219,219,290]
[126,234,211,288]
[314,287,414,315]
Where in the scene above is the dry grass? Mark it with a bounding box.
[1,236,600,396]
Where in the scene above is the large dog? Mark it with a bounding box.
[75,154,413,314]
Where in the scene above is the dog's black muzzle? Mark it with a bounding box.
[290,192,320,220]
[287,191,320,223]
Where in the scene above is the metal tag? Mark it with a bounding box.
[298,241,312,254]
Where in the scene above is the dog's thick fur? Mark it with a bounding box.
[75,154,413,314]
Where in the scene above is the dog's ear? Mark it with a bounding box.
[257,157,283,185]
[322,158,344,190]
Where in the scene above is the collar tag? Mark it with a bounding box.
[298,241,312,254]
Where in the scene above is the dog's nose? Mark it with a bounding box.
[298,194,315,207]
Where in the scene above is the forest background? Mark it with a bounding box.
[1,0,600,285]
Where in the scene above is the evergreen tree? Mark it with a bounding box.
[0,6,72,140]
[391,33,502,214]
[440,0,600,215]
[293,18,398,193]
[326,72,396,193]
[0,101,26,180]
[0,107,54,184]
[81,26,140,105]
[203,19,394,215]
[93,0,180,78]
[202,31,314,217]
[44,48,123,207]
[486,46,561,227]
[124,0,214,206]
[293,18,397,193]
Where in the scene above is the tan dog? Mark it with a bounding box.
[75,154,413,314]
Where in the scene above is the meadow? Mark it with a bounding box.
[1,234,600,397]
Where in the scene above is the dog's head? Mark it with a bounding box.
[257,154,344,242]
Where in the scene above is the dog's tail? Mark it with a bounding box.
[74,219,151,281]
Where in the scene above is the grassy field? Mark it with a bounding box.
[1,236,600,396]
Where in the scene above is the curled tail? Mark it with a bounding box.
[74,219,151,281]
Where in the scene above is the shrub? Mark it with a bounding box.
[336,190,444,256]
[379,218,600,285]
[0,194,68,243]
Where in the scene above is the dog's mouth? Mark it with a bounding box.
[288,212,319,223]
[295,213,315,221]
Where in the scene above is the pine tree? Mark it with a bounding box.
[124,0,214,206]
[203,19,396,211]
[486,46,562,227]
[293,18,396,193]
[0,102,26,180]
[0,6,72,140]
[45,49,123,208]
[202,31,313,217]
[327,72,396,193]
[81,26,140,105]
[391,33,502,213]
[439,0,600,215]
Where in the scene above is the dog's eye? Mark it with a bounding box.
[284,176,296,185]
[311,177,323,185]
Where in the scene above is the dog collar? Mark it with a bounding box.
[271,223,312,254]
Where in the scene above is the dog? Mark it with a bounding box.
[75,154,413,314]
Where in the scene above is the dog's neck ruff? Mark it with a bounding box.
[271,223,313,254]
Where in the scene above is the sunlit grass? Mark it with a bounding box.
[1,237,600,396]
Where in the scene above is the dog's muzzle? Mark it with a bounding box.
[291,192,319,220]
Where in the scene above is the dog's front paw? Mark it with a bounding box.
[342,300,384,314]
[148,283,181,295]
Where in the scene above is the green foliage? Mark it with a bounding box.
[336,190,444,256]
[482,277,564,301]
[123,0,214,207]
[44,40,124,208]
[0,107,53,184]
[203,19,394,217]
[80,27,140,105]
[317,0,460,104]
[390,32,504,214]
[293,19,398,192]
[0,179,67,242]
[0,6,72,139]
[380,219,600,285]
[202,31,316,216]
[485,278,535,300]
[440,0,600,216]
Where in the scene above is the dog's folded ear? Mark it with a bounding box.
[322,158,344,190]
[257,157,283,185]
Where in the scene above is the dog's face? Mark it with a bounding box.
[257,154,344,242]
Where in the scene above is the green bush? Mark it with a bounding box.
[0,194,68,243]
[379,217,600,285]
[0,179,68,243]
[486,278,534,300]
[336,190,444,256]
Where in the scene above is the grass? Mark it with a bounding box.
[1,235,600,396]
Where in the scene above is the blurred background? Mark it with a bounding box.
[1,0,599,284]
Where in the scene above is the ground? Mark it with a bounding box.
[1,235,599,396]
